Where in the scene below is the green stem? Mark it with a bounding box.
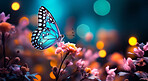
[56,52,69,81]
[2,32,6,68]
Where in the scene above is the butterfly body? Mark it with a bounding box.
[31,6,64,50]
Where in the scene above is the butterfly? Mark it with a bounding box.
[31,6,64,50]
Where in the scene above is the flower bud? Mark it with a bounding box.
[14,57,20,63]
[85,67,91,73]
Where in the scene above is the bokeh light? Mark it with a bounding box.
[128,37,137,46]
[96,41,104,49]
[43,46,56,60]
[127,46,137,58]
[66,29,75,39]
[89,61,100,69]
[19,17,29,26]
[33,75,41,81]
[30,15,38,27]
[97,29,108,41]
[44,46,56,56]
[49,72,56,79]
[26,30,32,42]
[109,52,123,64]
[76,24,90,38]
[98,50,106,58]
[14,39,19,45]
[34,64,43,73]
[50,60,57,67]
[11,2,20,11]
[94,0,111,16]
[85,32,93,42]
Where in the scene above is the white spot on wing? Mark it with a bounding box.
[38,28,42,30]
[38,15,42,18]
[34,31,37,33]
[43,24,45,27]
[32,37,35,40]
[41,7,44,9]
[44,20,46,23]
[38,23,42,26]
[32,34,36,36]
[36,37,39,39]
[38,19,42,22]
[43,14,46,16]
[38,12,42,14]
[50,18,52,21]
[38,31,41,33]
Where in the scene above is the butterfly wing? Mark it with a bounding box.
[31,6,61,50]
[38,6,61,36]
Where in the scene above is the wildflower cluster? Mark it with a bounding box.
[52,42,102,81]
[0,12,37,81]
[0,57,37,81]
[119,42,148,80]
[0,12,15,36]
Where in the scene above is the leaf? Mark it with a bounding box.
[143,57,148,63]
[25,72,38,80]
[118,72,129,76]
[134,71,148,78]
[139,43,145,50]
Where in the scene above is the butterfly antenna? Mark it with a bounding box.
[72,28,75,37]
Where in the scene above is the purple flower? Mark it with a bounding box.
[0,12,10,22]
[105,66,117,81]
[143,42,148,51]
[133,47,144,57]
[122,58,136,71]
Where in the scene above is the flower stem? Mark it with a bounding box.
[56,52,69,81]
[2,32,6,68]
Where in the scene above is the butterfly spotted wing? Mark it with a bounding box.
[31,6,62,50]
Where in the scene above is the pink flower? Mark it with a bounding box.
[67,61,73,66]
[84,49,92,59]
[56,42,82,56]
[122,58,136,71]
[76,47,82,55]
[55,47,63,54]
[60,69,66,75]
[0,12,10,22]
[133,47,144,57]
[57,42,67,49]
[84,49,99,61]
[91,69,99,77]
[143,42,148,51]
[76,59,87,68]
[105,66,116,77]
[65,60,73,66]
[106,75,114,81]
